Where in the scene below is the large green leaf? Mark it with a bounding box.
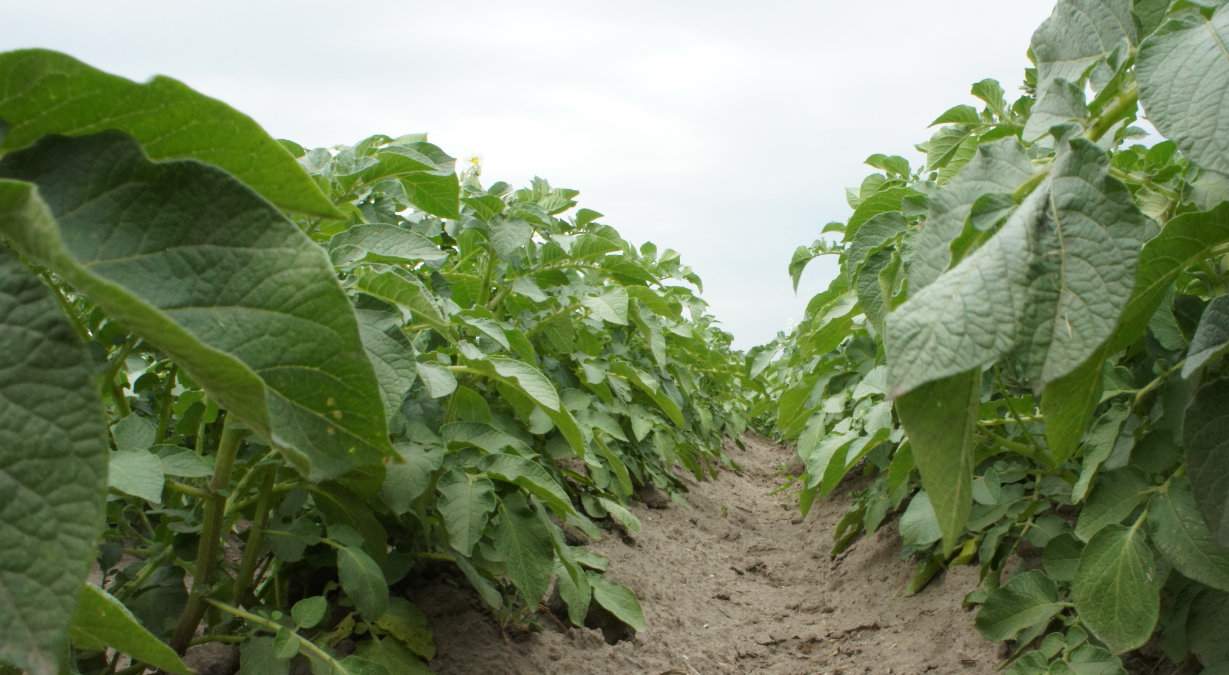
[478,454,575,517]
[0,249,107,675]
[887,137,1151,397]
[975,571,1064,641]
[1072,524,1160,654]
[0,49,337,217]
[359,143,460,219]
[894,370,980,554]
[1149,478,1229,592]
[494,494,554,606]
[0,134,392,480]
[69,584,190,675]
[1138,5,1229,175]
[1041,352,1105,464]
[1184,378,1229,547]
[908,139,1034,291]
[331,225,447,266]
[436,470,496,556]
[1032,0,1136,92]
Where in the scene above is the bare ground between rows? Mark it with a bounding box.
[414,434,999,675]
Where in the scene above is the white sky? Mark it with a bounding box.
[7,1,1055,349]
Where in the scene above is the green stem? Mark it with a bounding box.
[1012,168,1049,203]
[205,599,347,671]
[155,366,178,442]
[232,469,275,605]
[42,274,91,343]
[1132,359,1185,411]
[166,480,210,500]
[1087,82,1139,143]
[476,251,497,306]
[112,545,173,600]
[170,416,246,653]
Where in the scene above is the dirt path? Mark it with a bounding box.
[414,434,998,674]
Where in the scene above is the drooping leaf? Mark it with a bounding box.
[975,571,1065,641]
[1138,5,1229,175]
[1184,378,1229,546]
[0,248,107,675]
[356,312,418,422]
[479,454,575,517]
[887,137,1152,397]
[291,596,328,629]
[494,494,554,606]
[1149,478,1229,592]
[415,362,458,399]
[895,370,980,554]
[582,287,630,326]
[0,135,392,480]
[0,49,338,217]
[69,584,190,674]
[436,470,496,556]
[1072,524,1160,654]
[487,357,561,411]
[1042,352,1106,464]
[590,576,647,632]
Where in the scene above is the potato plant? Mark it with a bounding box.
[0,50,750,675]
[757,0,1229,671]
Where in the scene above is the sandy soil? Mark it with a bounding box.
[414,434,999,675]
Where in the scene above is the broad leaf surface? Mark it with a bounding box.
[1183,295,1229,377]
[436,471,496,556]
[0,248,107,675]
[975,571,1064,641]
[0,134,392,480]
[494,494,554,606]
[1149,477,1229,592]
[1184,378,1229,546]
[1072,524,1160,654]
[69,584,190,675]
[887,138,1151,396]
[0,49,337,217]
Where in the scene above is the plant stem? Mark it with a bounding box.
[170,416,246,653]
[205,598,347,672]
[1087,83,1139,143]
[155,365,178,442]
[1132,359,1185,411]
[476,251,497,306]
[232,469,274,605]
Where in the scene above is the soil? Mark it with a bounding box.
[414,433,1000,675]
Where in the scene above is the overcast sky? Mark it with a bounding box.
[7,1,1056,349]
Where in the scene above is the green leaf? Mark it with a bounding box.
[488,357,561,411]
[895,370,980,554]
[1184,378,1229,546]
[844,187,916,240]
[479,454,575,517]
[381,443,444,516]
[0,134,392,480]
[554,561,592,627]
[239,637,290,675]
[900,491,944,548]
[374,598,435,660]
[597,497,642,534]
[0,49,337,217]
[582,287,630,326]
[1042,353,1106,465]
[887,137,1152,397]
[1031,0,1136,92]
[354,267,454,341]
[590,576,646,632]
[908,139,1034,292]
[336,544,389,620]
[975,571,1065,641]
[1184,296,1229,377]
[930,104,982,126]
[69,584,190,674]
[330,225,446,266]
[1149,477,1229,591]
[361,143,459,219]
[1075,469,1150,542]
[1024,78,1090,142]
[355,638,431,675]
[436,470,496,556]
[1111,205,1229,356]
[357,312,418,422]
[1138,5,1229,175]
[158,447,213,478]
[108,450,165,504]
[415,362,458,399]
[291,596,328,629]
[0,249,107,675]
[495,494,555,606]
[1072,524,1160,654]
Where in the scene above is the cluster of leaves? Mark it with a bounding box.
[755,1,1229,672]
[0,49,750,675]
